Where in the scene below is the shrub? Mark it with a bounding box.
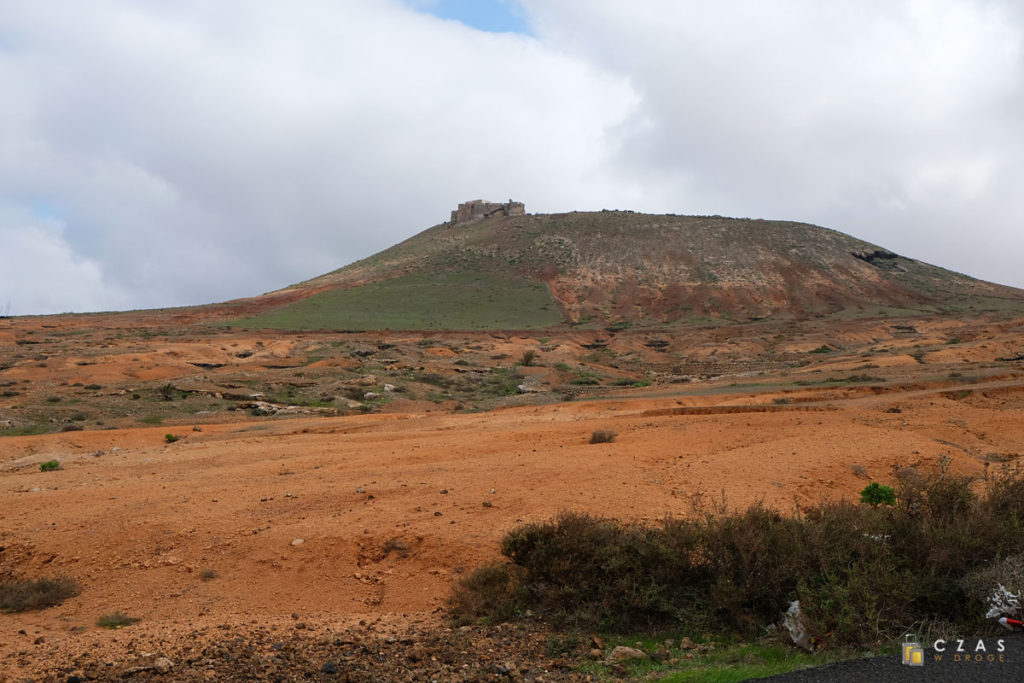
[448,563,522,625]
[199,569,218,581]
[589,430,616,444]
[519,350,538,367]
[451,472,1024,645]
[0,577,80,612]
[97,611,140,629]
[157,383,176,401]
[39,460,60,472]
[859,482,896,507]
[164,433,180,444]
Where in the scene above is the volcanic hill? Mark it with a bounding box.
[229,207,1024,330]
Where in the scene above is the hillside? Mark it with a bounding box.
[229,209,1024,330]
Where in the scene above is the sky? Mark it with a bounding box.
[1,0,1022,315]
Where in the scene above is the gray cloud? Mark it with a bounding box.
[524,0,1024,288]
[1,1,1022,314]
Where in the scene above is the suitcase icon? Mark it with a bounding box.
[902,633,924,666]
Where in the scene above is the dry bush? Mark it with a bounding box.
[0,576,80,612]
[382,537,412,558]
[589,430,617,444]
[97,611,140,629]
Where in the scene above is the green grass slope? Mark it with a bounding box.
[231,271,562,331]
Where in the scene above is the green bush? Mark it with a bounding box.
[450,471,1024,645]
[39,460,60,472]
[859,482,896,507]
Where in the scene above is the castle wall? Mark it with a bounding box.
[450,199,525,224]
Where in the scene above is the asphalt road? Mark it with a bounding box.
[758,632,1024,682]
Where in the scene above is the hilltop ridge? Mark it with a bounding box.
[230,207,1024,330]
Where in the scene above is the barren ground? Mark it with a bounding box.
[1,312,1023,680]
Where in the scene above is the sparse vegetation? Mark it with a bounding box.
[0,576,80,612]
[97,611,140,629]
[518,350,538,367]
[451,471,1024,645]
[164,433,180,444]
[589,430,617,444]
[382,537,412,558]
[199,569,219,581]
[570,369,602,385]
[39,459,60,472]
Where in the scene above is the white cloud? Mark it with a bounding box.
[0,0,636,312]
[0,205,130,315]
[1,0,1022,314]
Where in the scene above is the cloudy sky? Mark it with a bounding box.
[1,0,1022,315]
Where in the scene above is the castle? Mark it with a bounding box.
[450,199,525,224]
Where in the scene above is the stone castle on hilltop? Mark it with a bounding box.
[450,199,525,224]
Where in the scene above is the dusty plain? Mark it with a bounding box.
[1,310,1023,680]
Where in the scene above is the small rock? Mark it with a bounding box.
[680,636,695,650]
[291,538,304,546]
[588,648,604,659]
[322,661,339,674]
[153,657,174,673]
[192,425,202,432]
[604,646,647,665]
